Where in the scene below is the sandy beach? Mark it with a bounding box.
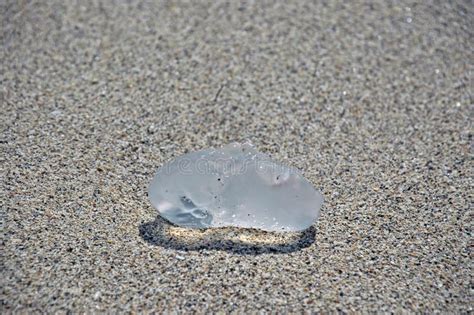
[1,0,472,312]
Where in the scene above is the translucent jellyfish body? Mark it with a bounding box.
[148,142,323,232]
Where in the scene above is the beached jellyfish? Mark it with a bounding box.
[148,142,323,232]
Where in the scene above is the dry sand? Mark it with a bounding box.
[1,0,472,312]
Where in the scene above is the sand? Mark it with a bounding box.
[1,0,472,312]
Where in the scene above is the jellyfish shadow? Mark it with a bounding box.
[139,216,316,255]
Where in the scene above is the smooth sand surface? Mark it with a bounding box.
[1,0,472,312]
